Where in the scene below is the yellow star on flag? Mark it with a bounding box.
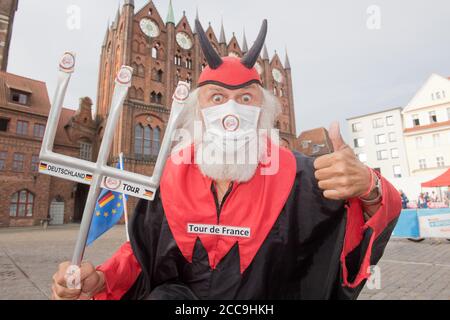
[112,209,117,215]
[96,211,101,217]
[119,195,123,200]
[104,212,109,218]
[117,203,121,208]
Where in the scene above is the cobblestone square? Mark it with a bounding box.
[0,225,449,300]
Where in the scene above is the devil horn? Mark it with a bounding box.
[241,20,268,69]
[195,19,223,69]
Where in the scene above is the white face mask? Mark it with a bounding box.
[201,100,261,154]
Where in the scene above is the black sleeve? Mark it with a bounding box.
[332,217,399,300]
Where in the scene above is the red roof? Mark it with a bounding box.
[0,71,51,116]
[422,169,450,188]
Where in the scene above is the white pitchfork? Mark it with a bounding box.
[39,52,190,267]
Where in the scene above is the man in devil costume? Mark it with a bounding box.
[52,20,402,300]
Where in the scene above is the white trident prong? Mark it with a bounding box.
[39,52,190,267]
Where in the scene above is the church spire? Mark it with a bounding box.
[112,6,120,29]
[242,29,248,53]
[285,48,291,70]
[166,0,175,25]
[219,19,226,44]
[102,22,109,47]
[124,0,134,7]
[194,7,199,34]
[262,44,269,60]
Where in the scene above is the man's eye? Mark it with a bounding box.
[242,94,252,104]
[212,94,224,104]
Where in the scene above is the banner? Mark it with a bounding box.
[393,209,450,239]
[418,209,450,239]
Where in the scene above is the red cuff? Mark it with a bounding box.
[341,172,402,288]
[93,242,142,300]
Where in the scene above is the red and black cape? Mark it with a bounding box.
[94,145,402,300]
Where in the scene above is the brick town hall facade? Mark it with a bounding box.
[0,0,297,227]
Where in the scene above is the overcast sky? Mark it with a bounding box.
[8,0,450,138]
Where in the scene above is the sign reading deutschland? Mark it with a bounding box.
[39,162,93,185]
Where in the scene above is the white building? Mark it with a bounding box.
[347,108,410,191]
[402,74,450,178]
[346,73,450,200]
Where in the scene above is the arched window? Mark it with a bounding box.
[174,55,182,66]
[10,190,34,217]
[135,124,144,157]
[153,69,163,82]
[151,47,158,59]
[152,127,161,156]
[129,87,136,99]
[156,93,163,105]
[143,126,152,157]
[80,141,93,161]
[150,91,157,103]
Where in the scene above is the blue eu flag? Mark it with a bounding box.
[87,159,127,246]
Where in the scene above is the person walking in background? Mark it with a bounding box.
[424,192,431,208]
[400,190,409,209]
[430,191,438,203]
[418,193,427,209]
[444,189,450,207]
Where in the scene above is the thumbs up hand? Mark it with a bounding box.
[313,122,372,201]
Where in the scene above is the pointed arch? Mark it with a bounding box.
[137,88,144,101]
[152,47,158,59]
[129,86,136,99]
[150,91,157,103]
[10,190,35,217]
[156,93,163,105]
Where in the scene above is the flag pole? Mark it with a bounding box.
[119,153,130,242]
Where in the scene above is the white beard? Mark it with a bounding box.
[195,133,268,183]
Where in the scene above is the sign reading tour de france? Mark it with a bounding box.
[39,161,93,185]
[101,176,155,201]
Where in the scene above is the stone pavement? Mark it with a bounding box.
[0,225,449,300]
